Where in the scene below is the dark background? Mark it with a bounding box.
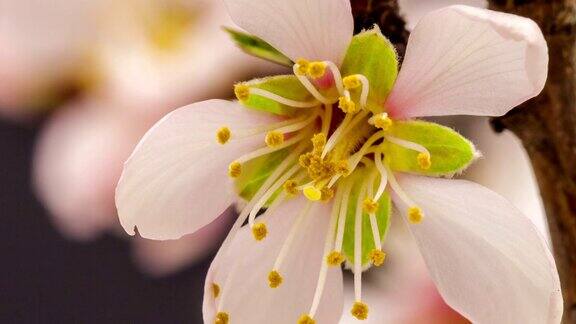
[0,120,207,324]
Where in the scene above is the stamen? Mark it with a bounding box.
[322,110,370,158]
[343,74,369,108]
[273,111,320,135]
[268,270,283,288]
[350,301,369,320]
[228,161,242,178]
[212,283,221,298]
[293,64,333,105]
[251,222,268,241]
[249,87,320,108]
[324,61,344,95]
[265,130,284,148]
[216,127,231,145]
[272,202,313,283]
[362,198,378,214]
[283,180,299,196]
[369,249,386,267]
[321,104,333,135]
[338,91,358,114]
[236,129,311,164]
[408,206,424,224]
[320,187,334,202]
[215,312,230,324]
[374,152,388,200]
[385,164,425,224]
[248,163,302,229]
[343,75,361,90]
[417,152,432,170]
[234,84,250,101]
[366,171,383,255]
[335,160,350,176]
[303,185,322,201]
[370,112,393,131]
[326,251,345,266]
[309,185,342,318]
[353,186,366,304]
[311,133,326,154]
[334,180,353,253]
[295,59,310,76]
[308,61,327,79]
[384,134,432,170]
[297,314,316,324]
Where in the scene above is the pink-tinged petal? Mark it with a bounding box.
[387,5,547,119]
[203,197,343,323]
[224,0,353,65]
[132,207,233,277]
[394,175,562,324]
[33,100,144,241]
[115,99,278,240]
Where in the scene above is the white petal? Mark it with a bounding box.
[398,0,487,31]
[115,99,277,240]
[387,5,548,119]
[224,0,353,65]
[395,175,562,324]
[203,197,343,323]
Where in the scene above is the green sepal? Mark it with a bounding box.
[341,169,392,268]
[224,27,292,66]
[235,149,289,202]
[238,75,314,116]
[340,26,398,112]
[382,120,478,177]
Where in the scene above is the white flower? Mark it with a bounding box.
[116,1,562,323]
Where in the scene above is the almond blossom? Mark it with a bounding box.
[116,1,562,323]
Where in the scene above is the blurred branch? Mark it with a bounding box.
[352,0,576,322]
[488,2,576,322]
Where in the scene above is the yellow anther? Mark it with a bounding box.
[265,130,284,148]
[408,206,424,224]
[320,187,334,202]
[335,160,350,176]
[234,83,250,101]
[417,152,431,170]
[338,96,358,114]
[373,113,393,131]
[212,283,221,298]
[228,161,242,178]
[283,180,299,196]
[362,198,379,214]
[295,59,310,75]
[351,301,369,320]
[369,249,386,267]
[326,251,345,266]
[297,314,316,324]
[252,222,268,241]
[216,127,231,145]
[299,153,313,168]
[343,75,362,90]
[311,133,326,153]
[268,270,283,288]
[308,61,327,79]
[303,185,322,201]
[215,312,229,324]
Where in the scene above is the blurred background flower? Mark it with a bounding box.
[0,0,553,322]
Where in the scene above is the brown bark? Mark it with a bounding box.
[351,0,576,322]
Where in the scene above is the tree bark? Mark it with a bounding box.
[351,0,576,322]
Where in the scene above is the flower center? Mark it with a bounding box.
[212,59,430,322]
